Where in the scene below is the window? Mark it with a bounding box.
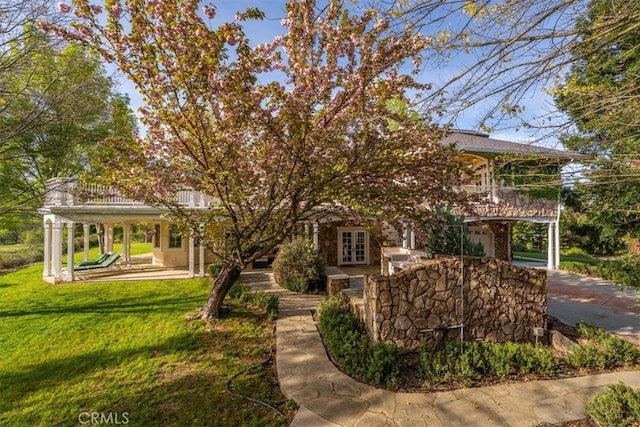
[168,225,182,249]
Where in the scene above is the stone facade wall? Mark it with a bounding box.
[362,257,547,353]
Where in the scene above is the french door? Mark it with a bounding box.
[338,228,368,265]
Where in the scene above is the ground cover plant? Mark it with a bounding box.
[0,264,292,426]
[315,296,399,387]
[585,382,640,427]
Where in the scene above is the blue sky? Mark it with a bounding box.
[108,0,562,146]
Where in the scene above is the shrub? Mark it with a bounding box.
[561,257,640,290]
[272,238,326,293]
[207,260,224,278]
[558,261,595,276]
[0,248,44,270]
[227,283,279,320]
[420,340,559,387]
[569,322,640,369]
[316,296,398,387]
[585,382,640,427]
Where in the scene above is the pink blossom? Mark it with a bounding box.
[90,5,103,14]
[57,2,71,13]
[203,5,216,20]
[111,2,123,18]
[226,34,237,46]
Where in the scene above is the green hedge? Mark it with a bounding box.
[316,296,398,387]
[420,341,559,387]
[560,256,640,290]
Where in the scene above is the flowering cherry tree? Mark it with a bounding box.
[47,0,467,319]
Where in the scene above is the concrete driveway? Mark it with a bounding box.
[546,269,640,344]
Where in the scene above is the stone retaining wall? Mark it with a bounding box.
[362,257,547,353]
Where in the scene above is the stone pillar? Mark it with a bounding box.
[66,222,75,282]
[83,223,90,262]
[410,230,416,250]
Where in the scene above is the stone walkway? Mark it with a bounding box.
[238,271,640,427]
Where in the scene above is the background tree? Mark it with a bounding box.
[50,0,469,319]
[0,33,137,219]
[553,0,640,247]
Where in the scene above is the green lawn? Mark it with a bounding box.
[0,264,291,426]
[513,251,602,266]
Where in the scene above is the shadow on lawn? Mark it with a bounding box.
[0,333,205,396]
[2,317,287,427]
[0,295,205,318]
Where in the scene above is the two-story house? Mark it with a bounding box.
[39,130,582,283]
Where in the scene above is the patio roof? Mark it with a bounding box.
[440,130,586,161]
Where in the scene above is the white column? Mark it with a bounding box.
[554,220,560,268]
[188,232,195,278]
[507,223,512,261]
[489,159,497,202]
[555,204,562,268]
[83,223,90,262]
[402,227,409,249]
[410,231,416,250]
[43,220,51,277]
[106,224,114,253]
[312,222,319,251]
[66,222,75,282]
[123,223,131,264]
[199,223,205,277]
[547,222,555,270]
[52,220,63,282]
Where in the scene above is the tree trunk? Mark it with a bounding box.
[201,261,242,320]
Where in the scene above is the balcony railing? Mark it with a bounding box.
[43,178,215,209]
[457,185,558,219]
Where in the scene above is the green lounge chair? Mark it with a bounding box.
[75,252,111,268]
[74,253,121,271]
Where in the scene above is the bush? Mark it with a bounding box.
[585,382,640,427]
[420,341,559,387]
[569,322,640,369]
[207,261,224,278]
[227,283,279,320]
[0,247,44,270]
[561,257,640,290]
[316,296,398,387]
[272,238,326,293]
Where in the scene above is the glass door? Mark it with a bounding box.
[339,229,368,265]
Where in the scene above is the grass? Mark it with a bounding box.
[513,251,602,266]
[0,243,35,254]
[0,264,292,426]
